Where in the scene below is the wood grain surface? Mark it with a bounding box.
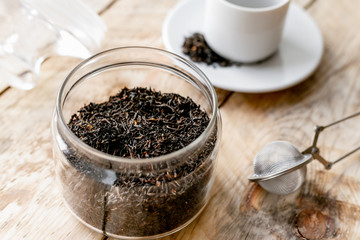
[1,0,360,239]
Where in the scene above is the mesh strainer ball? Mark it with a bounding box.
[248,141,312,195]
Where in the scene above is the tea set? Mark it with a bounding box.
[163,0,323,93]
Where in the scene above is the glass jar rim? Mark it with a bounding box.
[56,46,218,164]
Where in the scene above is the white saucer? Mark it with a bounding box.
[162,0,324,93]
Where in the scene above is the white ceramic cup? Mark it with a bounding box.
[203,0,290,63]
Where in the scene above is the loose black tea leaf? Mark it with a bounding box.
[182,33,232,67]
[60,87,218,237]
[68,87,209,158]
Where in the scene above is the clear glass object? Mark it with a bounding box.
[52,47,222,239]
[0,0,106,90]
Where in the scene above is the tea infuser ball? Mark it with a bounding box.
[248,111,360,195]
[248,141,312,195]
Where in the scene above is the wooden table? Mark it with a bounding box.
[1,0,360,239]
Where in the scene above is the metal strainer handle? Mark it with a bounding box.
[302,111,360,169]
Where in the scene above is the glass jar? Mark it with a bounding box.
[0,0,105,90]
[52,47,221,239]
